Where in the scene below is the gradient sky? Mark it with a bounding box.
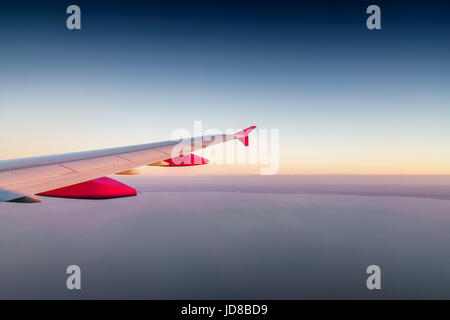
[1,0,449,174]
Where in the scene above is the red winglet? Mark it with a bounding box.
[235,125,256,146]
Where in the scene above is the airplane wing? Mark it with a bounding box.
[0,126,256,203]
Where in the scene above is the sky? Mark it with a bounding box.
[1,0,449,174]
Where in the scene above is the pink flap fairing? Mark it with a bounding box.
[38,177,137,199]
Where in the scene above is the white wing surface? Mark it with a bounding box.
[0,126,255,203]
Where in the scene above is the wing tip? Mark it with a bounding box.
[235,125,256,146]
